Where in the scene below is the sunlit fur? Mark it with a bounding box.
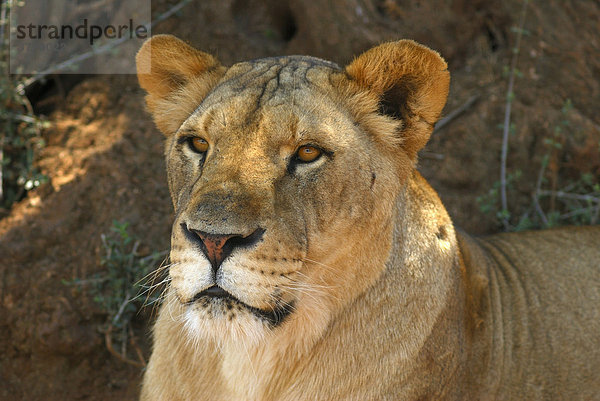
[136,35,600,400]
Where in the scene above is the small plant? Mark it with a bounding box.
[0,1,49,212]
[66,220,167,367]
[484,0,600,232]
[477,170,522,223]
[479,99,600,231]
[0,75,49,210]
[498,0,530,230]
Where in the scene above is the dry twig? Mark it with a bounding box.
[0,0,9,202]
[536,190,600,203]
[105,324,146,368]
[532,156,549,226]
[434,94,479,133]
[500,0,530,230]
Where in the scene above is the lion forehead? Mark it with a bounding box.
[197,56,342,111]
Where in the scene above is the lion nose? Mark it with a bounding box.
[184,225,265,272]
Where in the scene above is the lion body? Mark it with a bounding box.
[460,227,600,400]
[136,35,600,400]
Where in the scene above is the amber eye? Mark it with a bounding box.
[296,145,322,163]
[189,137,209,153]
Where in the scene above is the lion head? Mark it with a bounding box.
[136,35,449,347]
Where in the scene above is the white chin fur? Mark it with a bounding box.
[182,303,272,348]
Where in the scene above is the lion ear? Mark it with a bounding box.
[345,40,450,159]
[136,35,225,135]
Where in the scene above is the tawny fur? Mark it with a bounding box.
[136,35,600,400]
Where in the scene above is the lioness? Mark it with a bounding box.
[136,35,600,400]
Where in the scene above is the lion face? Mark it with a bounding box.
[136,36,449,344]
[166,57,400,342]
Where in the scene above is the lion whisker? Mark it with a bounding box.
[135,257,174,288]
[133,275,172,304]
[301,257,340,274]
[275,285,325,306]
[289,270,341,289]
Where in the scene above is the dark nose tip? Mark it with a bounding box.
[182,224,264,272]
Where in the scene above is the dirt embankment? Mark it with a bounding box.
[1,1,598,400]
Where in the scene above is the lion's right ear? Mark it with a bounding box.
[136,35,225,135]
[345,40,450,161]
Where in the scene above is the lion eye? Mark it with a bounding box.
[295,145,322,163]
[189,137,209,153]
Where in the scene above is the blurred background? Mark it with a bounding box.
[1,0,598,399]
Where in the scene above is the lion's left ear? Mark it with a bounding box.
[136,35,226,135]
[345,40,450,159]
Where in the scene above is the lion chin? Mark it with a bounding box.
[136,34,600,401]
[180,285,294,345]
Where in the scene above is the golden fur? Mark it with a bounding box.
[136,35,600,400]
